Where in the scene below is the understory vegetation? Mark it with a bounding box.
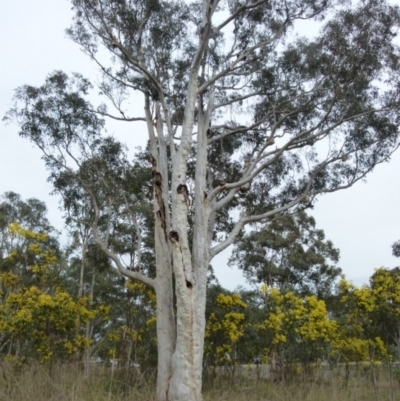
[1,361,400,401]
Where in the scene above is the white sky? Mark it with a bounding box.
[1,0,399,291]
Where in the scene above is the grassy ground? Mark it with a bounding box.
[0,362,399,401]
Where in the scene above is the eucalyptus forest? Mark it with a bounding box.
[2,0,400,400]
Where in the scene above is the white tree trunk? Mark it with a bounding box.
[150,6,214,398]
[162,84,212,401]
[154,229,175,401]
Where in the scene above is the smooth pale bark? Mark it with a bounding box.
[164,80,214,401]
[145,96,176,400]
[149,4,215,398]
[154,225,175,401]
[84,268,95,377]
[166,69,200,400]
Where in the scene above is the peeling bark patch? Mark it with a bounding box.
[169,230,179,242]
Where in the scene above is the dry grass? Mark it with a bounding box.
[0,361,399,401]
[203,365,400,401]
[0,362,155,401]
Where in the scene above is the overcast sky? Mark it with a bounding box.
[1,0,399,291]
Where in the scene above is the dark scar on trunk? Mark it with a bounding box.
[177,184,190,205]
[152,171,162,186]
[169,230,179,242]
[156,209,167,232]
[177,184,189,195]
[153,169,167,240]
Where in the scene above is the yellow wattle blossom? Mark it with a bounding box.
[205,292,247,366]
[0,284,101,362]
[126,280,157,304]
[261,289,337,356]
[146,316,157,326]
[28,243,41,254]
[8,222,47,242]
[0,272,20,288]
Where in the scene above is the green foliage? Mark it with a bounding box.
[101,280,157,368]
[230,211,341,299]
[392,240,400,258]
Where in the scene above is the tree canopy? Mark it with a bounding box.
[230,211,341,298]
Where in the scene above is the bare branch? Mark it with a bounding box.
[92,109,146,122]
[214,90,264,110]
[210,194,304,258]
[215,1,265,32]
[92,224,155,288]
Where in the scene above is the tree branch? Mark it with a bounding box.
[92,224,155,288]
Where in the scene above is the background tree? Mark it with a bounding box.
[230,211,341,299]
[369,268,400,349]
[392,240,400,258]
[258,286,337,378]
[0,193,157,371]
[0,192,53,235]
[0,221,102,363]
[0,193,61,296]
[332,276,389,364]
[5,0,400,400]
[204,287,247,376]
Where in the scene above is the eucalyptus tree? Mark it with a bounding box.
[230,211,341,299]
[0,192,53,235]
[5,0,400,399]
